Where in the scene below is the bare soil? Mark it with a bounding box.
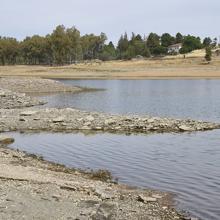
[0,52,220,79]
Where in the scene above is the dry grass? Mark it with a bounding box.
[0,49,220,79]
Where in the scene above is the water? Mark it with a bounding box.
[9,131,220,220]
[14,80,220,219]
[41,79,220,122]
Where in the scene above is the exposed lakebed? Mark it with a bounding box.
[10,79,220,219]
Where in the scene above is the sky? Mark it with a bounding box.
[0,0,219,43]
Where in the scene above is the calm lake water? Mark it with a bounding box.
[12,80,220,219]
[41,79,220,122]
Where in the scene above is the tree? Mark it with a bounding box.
[21,35,49,64]
[81,33,107,60]
[66,27,82,62]
[129,33,146,57]
[99,42,117,61]
[212,38,218,48]
[180,35,202,54]
[152,45,167,56]
[203,37,212,47]
[175,33,183,43]
[0,26,213,65]
[117,33,129,59]
[0,37,19,65]
[146,33,160,54]
[142,46,151,57]
[161,33,175,47]
[50,25,71,65]
[205,47,212,62]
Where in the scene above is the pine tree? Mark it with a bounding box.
[205,47,212,62]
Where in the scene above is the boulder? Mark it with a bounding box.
[20,111,37,116]
[52,117,65,123]
[91,202,117,219]
[179,125,193,131]
[104,119,115,125]
[0,136,15,145]
[137,195,157,203]
[86,115,95,122]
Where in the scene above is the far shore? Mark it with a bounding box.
[0,54,220,80]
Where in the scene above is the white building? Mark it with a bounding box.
[167,43,182,54]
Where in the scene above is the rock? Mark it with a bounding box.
[86,116,95,122]
[52,194,61,201]
[20,111,37,116]
[94,188,113,200]
[33,118,40,121]
[60,185,76,191]
[179,125,193,131]
[147,118,155,123]
[0,136,15,145]
[91,202,117,220]
[137,195,157,203]
[152,194,163,199]
[81,126,90,130]
[104,119,115,125]
[0,92,6,97]
[95,127,102,130]
[52,117,65,123]
[84,122,91,126]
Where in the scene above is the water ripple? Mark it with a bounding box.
[7,130,220,220]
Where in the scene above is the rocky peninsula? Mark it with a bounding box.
[0,77,216,219]
[0,77,84,94]
[0,107,219,134]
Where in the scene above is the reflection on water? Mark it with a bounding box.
[40,79,220,122]
[9,130,220,220]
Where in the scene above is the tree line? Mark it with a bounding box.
[0,25,218,65]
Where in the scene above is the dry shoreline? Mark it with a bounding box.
[0,56,220,80]
[0,77,211,219]
[0,142,188,220]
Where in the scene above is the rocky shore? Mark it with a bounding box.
[0,141,189,220]
[0,107,219,134]
[0,77,84,94]
[0,77,217,219]
[0,77,219,134]
[0,88,45,109]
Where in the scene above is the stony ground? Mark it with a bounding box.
[0,88,45,109]
[0,107,219,134]
[0,144,188,220]
[0,77,84,94]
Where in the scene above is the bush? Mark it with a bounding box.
[205,47,212,62]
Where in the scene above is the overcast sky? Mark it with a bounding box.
[0,0,219,43]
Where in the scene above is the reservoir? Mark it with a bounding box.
[10,79,220,220]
